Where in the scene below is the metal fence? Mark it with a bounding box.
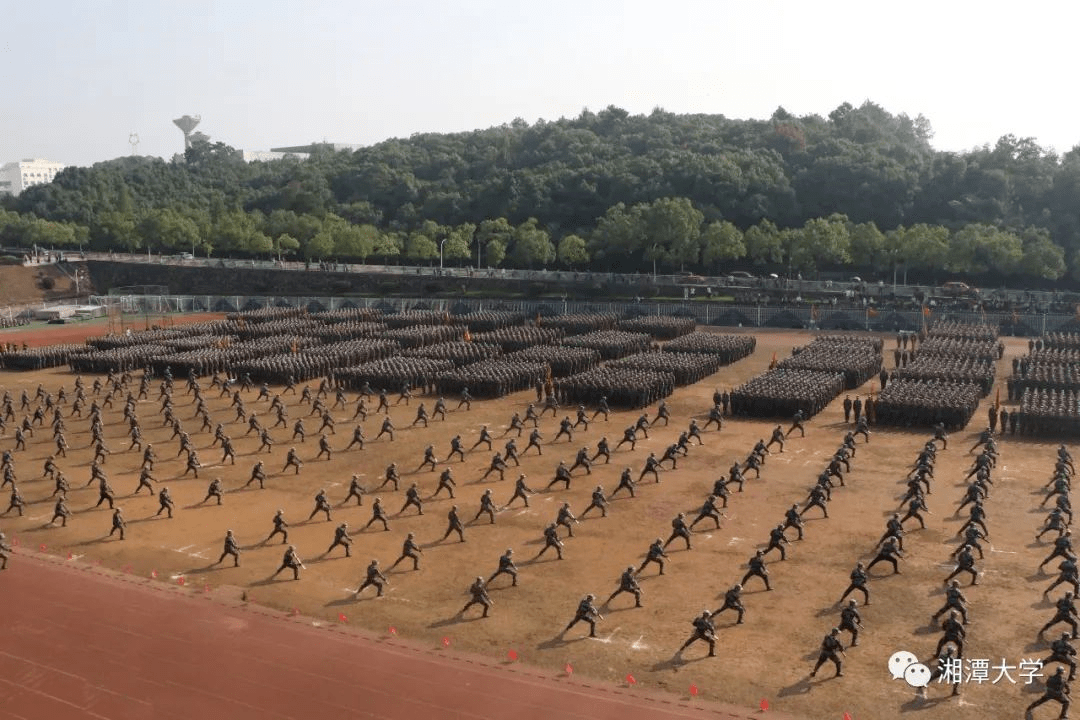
[85,293,1074,336]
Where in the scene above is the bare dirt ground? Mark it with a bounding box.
[0,264,89,307]
[0,322,1063,720]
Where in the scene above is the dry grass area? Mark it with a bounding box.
[0,324,1063,720]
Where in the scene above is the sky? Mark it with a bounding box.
[3,0,1079,168]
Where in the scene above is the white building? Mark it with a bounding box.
[0,158,66,196]
[240,149,311,162]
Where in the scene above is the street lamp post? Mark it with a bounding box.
[439,238,448,270]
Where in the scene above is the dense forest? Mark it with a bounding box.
[2,101,1079,285]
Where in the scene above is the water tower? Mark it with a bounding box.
[172,115,201,150]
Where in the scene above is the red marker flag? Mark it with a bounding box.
[151,570,158,578]
[388,626,397,636]
[843,714,853,720]
[760,698,769,711]
[507,649,518,661]
[625,673,636,685]
[67,552,73,560]
[565,663,573,675]
[689,684,699,696]
[39,544,46,551]
[442,636,451,647]
[177,577,186,586]
[203,584,210,594]
[338,613,347,623]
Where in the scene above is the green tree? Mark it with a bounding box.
[510,218,555,267]
[744,219,783,265]
[645,197,703,271]
[1018,227,1066,280]
[274,233,300,260]
[405,232,439,262]
[589,202,645,268]
[138,208,200,254]
[947,223,1022,274]
[305,230,333,260]
[788,214,851,272]
[557,234,590,267]
[373,231,402,262]
[848,221,886,269]
[700,220,745,271]
[485,238,507,267]
[443,222,475,263]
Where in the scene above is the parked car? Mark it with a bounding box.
[727,271,755,279]
[676,271,705,283]
[940,281,978,298]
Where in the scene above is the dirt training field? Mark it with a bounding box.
[0,320,1066,720]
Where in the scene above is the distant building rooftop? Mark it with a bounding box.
[270,143,363,154]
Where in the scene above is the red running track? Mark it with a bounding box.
[0,552,780,720]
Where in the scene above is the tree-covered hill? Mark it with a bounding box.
[3,101,1078,284]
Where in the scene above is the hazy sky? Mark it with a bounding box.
[4,0,1078,168]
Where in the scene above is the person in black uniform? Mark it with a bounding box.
[763,523,789,560]
[363,496,389,531]
[639,453,662,483]
[934,580,969,624]
[343,424,366,452]
[482,453,508,482]
[1047,559,1080,599]
[810,628,846,678]
[95,476,116,509]
[1040,592,1080,639]
[433,468,456,499]
[742,550,772,590]
[838,599,863,646]
[562,594,602,638]
[945,545,979,585]
[109,507,126,540]
[665,513,692,550]
[606,566,642,607]
[504,439,520,467]
[801,485,829,519]
[282,447,303,475]
[676,610,717,658]
[389,532,422,571]
[472,489,497,524]
[49,496,72,526]
[867,536,904,575]
[569,446,592,475]
[376,416,395,442]
[593,396,611,422]
[505,412,524,438]
[460,576,492,617]
[842,396,853,423]
[580,485,608,519]
[615,426,637,452]
[535,523,564,560]
[1019,669,1071,720]
[488,548,519,587]
[355,559,388,598]
[199,477,224,506]
[1045,633,1078,682]
[783,503,805,540]
[472,425,494,452]
[611,467,637,499]
[787,410,806,438]
[339,475,365,506]
[506,473,534,507]
[704,404,723,431]
[457,387,473,411]
[548,462,573,491]
[324,522,353,558]
[899,496,930,530]
[214,530,241,566]
[441,505,465,542]
[691,495,723,529]
[400,483,423,516]
[308,488,333,522]
[766,425,785,453]
[1042,531,1076,572]
[378,463,400,491]
[936,611,966,656]
[712,584,745,624]
[447,435,466,462]
[839,562,870,605]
